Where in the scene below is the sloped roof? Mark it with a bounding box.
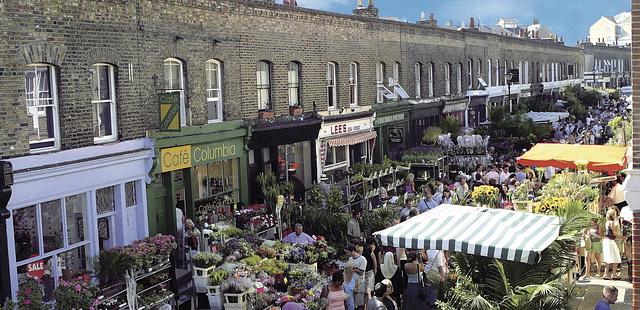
[614,12,631,24]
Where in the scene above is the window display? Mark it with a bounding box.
[41,199,63,254]
[194,159,240,224]
[277,142,313,197]
[65,194,88,245]
[13,206,39,262]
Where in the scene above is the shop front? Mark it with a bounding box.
[443,97,469,126]
[372,102,412,162]
[317,109,376,183]
[5,139,153,300]
[468,95,488,127]
[148,121,249,236]
[409,100,444,148]
[247,114,322,202]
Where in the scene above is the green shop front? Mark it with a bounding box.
[147,121,249,235]
[372,102,412,162]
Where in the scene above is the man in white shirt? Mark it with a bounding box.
[346,244,367,309]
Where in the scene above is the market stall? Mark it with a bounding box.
[517,143,627,173]
[373,204,561,264]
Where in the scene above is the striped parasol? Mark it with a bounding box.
[373,204,561,264]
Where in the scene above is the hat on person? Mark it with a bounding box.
[380,252,399,279]
[320,174,328,181]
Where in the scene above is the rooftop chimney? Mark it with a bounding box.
[420,11,426,21]
[283,0,297,5]
[469,17,476,28]
[532,18,540,25]
[418,12,437,26]
[353,0,378,18]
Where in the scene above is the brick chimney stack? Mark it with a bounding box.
[418,12,437,26]
[283,0,297,6]
[469,17,475,28]
[353,0,378,18]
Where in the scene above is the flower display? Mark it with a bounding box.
[54,276,100,310]
[533,196,569,215]
[11,278,49,310]
[192,252,223,269]
[222,238,254,259]
[471,185,500,208]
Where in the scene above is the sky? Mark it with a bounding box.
[294,0,631,46]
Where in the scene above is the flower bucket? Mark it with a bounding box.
[193,265,216,293]
[224,292,249,310]
[206,285,224,310]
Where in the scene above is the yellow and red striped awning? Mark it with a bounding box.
[327,131,377,147]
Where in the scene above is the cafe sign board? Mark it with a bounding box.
[158,93,181,132]
[160,139,244,173]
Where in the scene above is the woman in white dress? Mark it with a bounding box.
[602,209,622,280]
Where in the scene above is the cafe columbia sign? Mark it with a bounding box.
[160,141,241,173]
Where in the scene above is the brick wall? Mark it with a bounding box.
[0,0,584,158]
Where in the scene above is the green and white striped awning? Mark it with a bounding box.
[373,204,561,264]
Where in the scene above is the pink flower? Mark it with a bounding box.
[23,299,32,305]
[75,284,82,292]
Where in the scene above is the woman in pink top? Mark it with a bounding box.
[327,271,348,310]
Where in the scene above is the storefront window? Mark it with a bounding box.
[195,159,239,200]
[278,142,313,195]
[17,257,55,301]
[41,200,63,254]
[96,186,115,215]
[13,206,39,261]
[325,146,347,169]
[65,194,88,245]
[58,244,89,279]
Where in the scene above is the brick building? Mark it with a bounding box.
[0,0,586,302]
[628,0,640,308]
[581,43,631,89]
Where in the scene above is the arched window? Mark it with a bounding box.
[427,63,434,97]
[414,63,422,98]
[91,63,117,141]
[524,61,529,84]
[206,59,223,122]
[444,63,451,95]
[163,58,186,126]
[494,59,500,86]
[456,63,462,93]
[287,61,301,106]
[349,62,359,106]
[393,62,401,84]
[376,62,385,103]
[25,64,60,151]
[256,60,272,110]
[487,60,492,86]
[518,61,523,84]
[327,62,337,109]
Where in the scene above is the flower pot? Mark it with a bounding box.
[206,285,224,310]
[193,265,216,293]
[258,110,275,120]
[289,106,303,116]
[224,292,249,310]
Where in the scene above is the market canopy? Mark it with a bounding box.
[373,204,560,264]
[517,143,627,173]
[524,111,569,123]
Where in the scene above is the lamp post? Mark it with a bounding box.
[505,71,513,112]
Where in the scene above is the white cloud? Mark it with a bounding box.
[296,0,352,11]
[444,0,536,25]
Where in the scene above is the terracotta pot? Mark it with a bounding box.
[258,110,275,119]
[289,106,303,116]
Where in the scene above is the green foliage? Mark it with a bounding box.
[256,172,295,206]
[54,277,99,310]
[240,255,262,267]
[208,269,230,286]
[607,116,631,146]
[361,207,395,236]
[440,116,461,139]
[10,278,50,310]
[193,252,223,268]
[489,106,507,124]
[300,186,349,244]
[255,259,289,276]
[422,126,443,144]
[567,103,587,121]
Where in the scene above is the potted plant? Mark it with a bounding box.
[289,105,303,116]
[221,276,254,310]
[54,276,100,310]
[206,269,229,310]
[10,278,50,310]
[193,252,223,293]
[258,109,275,120]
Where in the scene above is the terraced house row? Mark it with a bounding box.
[0,0,622,301]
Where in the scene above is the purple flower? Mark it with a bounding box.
[75,284,82,292]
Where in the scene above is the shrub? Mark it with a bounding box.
[193,252,223,268]
[440,116,461,139]
[422,126,442,144]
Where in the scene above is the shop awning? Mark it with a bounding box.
[373,204,560,264]
[524,111,570,123]
[327,131,377,147]
[517,143,628,173]
[442,101,467,113]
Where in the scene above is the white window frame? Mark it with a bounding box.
[392,62,400,85]
[376,62,385,103]
[163,58,186,127]
[503,61,508,85]
[456,63,462,93]
[25,64,61,153]
[257,61,271,110]
[287,62,301,107]
[444,63,451,95]
[467,59,473,89]
[349,62,358,106]
[327,63,338,110]
[205,59,223,123]
[494,59,500,86]
[91,64,118,143]
[487,60,492,86]
[524,61,529,83]
[414,63,422,98]
[427,63,434,97]
[323,145,349,171]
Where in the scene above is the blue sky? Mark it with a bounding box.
[295,0,631,46]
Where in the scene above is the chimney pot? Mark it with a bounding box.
[430,13,435,21]
[469,17,475,28]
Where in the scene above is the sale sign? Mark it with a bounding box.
[27,259,45,279]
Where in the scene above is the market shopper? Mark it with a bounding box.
[344,267,357,310]
[404,173,416,194]
[363,237,379,305]
[594,286,618,310]
[346,244,367,310]
[347,210,363,244]
[417,187,437,213]
[380,279,398,310]
[326,271,348,310]
[401,251,428,309]
[584,218,604,279]
[282,223,316,244]
[380,252,402,303]
[365,282,387,310]
[608,174,627,211]
[602,209,622,280]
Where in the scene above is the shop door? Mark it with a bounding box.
[124,206,137,244]
[147,175,168,235]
